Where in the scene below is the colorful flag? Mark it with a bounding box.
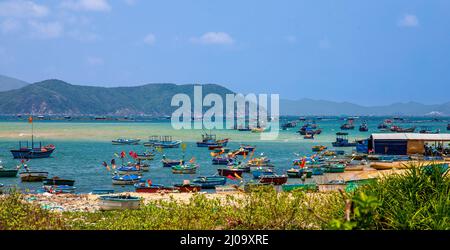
[28,116,33,124]
[120,151,126,158]
[189,157,196,163]
[147,179,152,187]
[114,153,120,158]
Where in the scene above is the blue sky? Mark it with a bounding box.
[0,0,449,105]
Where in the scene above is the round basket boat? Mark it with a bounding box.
[98,195,141,211]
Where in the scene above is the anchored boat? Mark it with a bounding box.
[192,176,227,189]
[43,177,75,186]
[19,171,48,182]
[112,138,140,145]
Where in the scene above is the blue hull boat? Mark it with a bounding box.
[252,169,274,179]
[11,142,55,159]
[192,176,227,189]
[212,157,234,165]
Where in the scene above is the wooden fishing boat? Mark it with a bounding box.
[11,142,56,159]
[217,168,244,178]
[259,174,288,185]
[359,122,369,132]
[282,183,318,192]
[0,168,18,178]
[112,174,141,185]
[171,163,198,174]
[286,168,313,178]
[304,133,314,139]
[43,185,76,194]
[98,195,142,211]
[145,136,182,148]
[249,165,275,172]
[19,171,48,182]
[192,176,227,189]
[134,182,175,193]
[135,152,154,160]
[324,164,346,173]
[117,166,143,175]
[162,158,184,168]
[252,168,274,179]
[173,183,201,193]
[212,156,234,165]
[251,127,265,133]
[208,145,223,150]
[215,185,239,193]
[311,167,325,175]
[112,138,140,145]
[196,133,229,147]
[43,177,75,186]
[390,126,416,133]
[332,132,357,147]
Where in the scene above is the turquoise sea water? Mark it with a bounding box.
[0,117,448,193]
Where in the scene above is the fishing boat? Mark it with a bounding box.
[112,138,140,145]
[171,163,198,174]
[173,181,201,192]
[11,142,56,159]
[311,167,325,175]
[217,168,244,178]
[212,156,234,165]
[134,181,175,193]
[447,124,450,130]
[210,148,231,157]
[112,174,141,185]
[43,185,76,194]
[192,176,227,189]
[144,136,182,148]
[19,171,48,182]
[359,122,369,132]
[162,156,184,168]
[304,133,314,139]
[259,174,288,185]
[208,145,223,150]
[43,177,75,186]
[418,126,440,134]
[390,126,416,133]
[340,119,355,130]
[286,168,313,178]
[312,145,327,152]
[196,132,229,147]
[135,152,155,161]
[117,166,143,175]
[251,127,265,133]
[0,165,18,178]
[252,168,274,179]
[344,165,364,171]
[98,195,142,211]
[324,164,346,173]
[282,183,318,192]
[332,132,357,147]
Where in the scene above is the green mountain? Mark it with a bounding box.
[0,79,234,116]
[0,75,29,91]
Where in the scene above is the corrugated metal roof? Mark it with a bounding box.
[371,133,450,141]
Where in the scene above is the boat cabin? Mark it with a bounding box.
[368,133,450,155]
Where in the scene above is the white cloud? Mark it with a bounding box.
[398,14,419,27]
[123,0,137,6]
[0,0,49,18]
[61,0,111,12]
[29,21,63,39]
[86,56,104,66]
[319,38,331,49]
[190,32,234,45]
[1,19,21,33]
[68,30,99,42]
[143,33,156,45]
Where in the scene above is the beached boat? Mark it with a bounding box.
[98,195,142,211]
[171,163,198,174]
[259,174,288,185]
[344,165,364,171]
[11,141,56,159]
[332,132,357,147]
[112,138,140,145]
[112,174,141,185]
[134,182,175,193]
[192,176,227,189]
[286,168,313,178]
[43,185,76,194]
[324,164,346,173]
[19,171,48,182]
[173,183,201,193]
[282,183,318,192]
[217,168,244,178]
[318,180,347,192]
[311,167,325,175]
[0,167,18,178]
[215,185,239,193]
[43,177,75,186]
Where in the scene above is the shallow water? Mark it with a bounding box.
[0,117,448,193]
